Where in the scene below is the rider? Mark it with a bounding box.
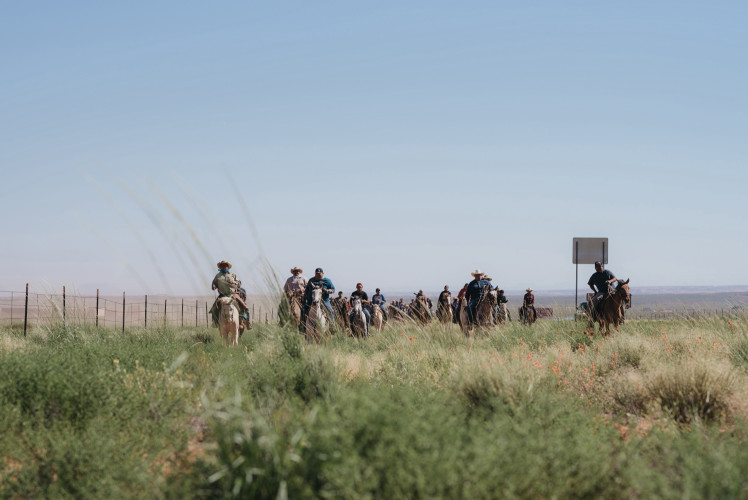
[210,260,250,328]
[438,285,451,317]
[455,282,468,323]
[523,288,537,322]
[371,288,387,320]
[284,267,307,301]
[302,267,335,323]
[587,261,617,312]
[466,270,491,326]
[349,282,371,329]
[497,289,509,323]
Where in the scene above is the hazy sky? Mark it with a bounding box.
[2,2,747,297]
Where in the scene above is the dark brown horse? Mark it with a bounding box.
[436,292,453,324]
[589,279,630,336]
[409,295,432,325]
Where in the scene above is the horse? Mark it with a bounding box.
[217,296,241,347]
[387,304,406,322]
[409,295,432,325]
[370,303,384,333]
[588,279,630,336]
[519,304,536,325]
[458,298,470,337]
[350,297,369,338]
[436,293,453,324]
[475,287,497,328]
[305,286,327,343]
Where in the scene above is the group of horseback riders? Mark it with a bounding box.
[209,259,626,333]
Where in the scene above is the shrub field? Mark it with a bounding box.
[1,317,747,499]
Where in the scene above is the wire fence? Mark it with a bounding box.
[0,286,277,335]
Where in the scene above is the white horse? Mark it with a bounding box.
[217,296,240,347]
[370,303,384,333]
[305,286,327,343]
[350,297,369,338]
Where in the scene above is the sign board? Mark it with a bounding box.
[572,238,608,264]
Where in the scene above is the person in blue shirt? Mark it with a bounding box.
[465,269,491,326]
[302,267,336,323]
[371,288,387,319]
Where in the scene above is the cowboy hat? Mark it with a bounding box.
[471,269,483,277]
[217,260,232,269]
[526,288,533,292]
[290,267,303,273]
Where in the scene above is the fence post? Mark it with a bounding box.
[164,299,167,328]
[145,294,148,328]
[181,298,184,327]
[205,302,209,327]
[23,284,28,337]
[10,291,13,327]
[195,299,198,327]
[122,292,126,334]
[63,285,66,325]
[252,304,255,322]
[96,289,99,328]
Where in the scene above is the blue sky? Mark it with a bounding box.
[2,2,747,297]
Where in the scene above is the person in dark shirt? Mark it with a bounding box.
[523,288,537,322]
[587,261,616,308]
[497,289,509,323]
[349,282,371,328]
[466,270,491,326]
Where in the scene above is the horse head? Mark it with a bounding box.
[310,285,323,305]
[351,296,363,312]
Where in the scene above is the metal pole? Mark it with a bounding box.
[602,241,606,264]
[23,284,28,337]
[575,241,579,323]
[63,285,66,325]
[96,289,99,328]
[181,298,184,327]
[122,292,126,334]
[145,294,148,328]
[164,299,167,328]
[195,299,198,326]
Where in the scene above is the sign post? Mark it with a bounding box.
[572,238,608,321]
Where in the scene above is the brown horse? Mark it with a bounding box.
[589,279,630,336]
[288,293,303,330]
[409,295,432,325]
[436,293,453,324]
[476,287,497,328]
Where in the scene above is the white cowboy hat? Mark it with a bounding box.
[471,269,483,277]
[526,288,533,292]
[290,267,303,273]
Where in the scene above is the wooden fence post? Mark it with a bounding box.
[181,298,184,327]
[164,299,167,328]
[96,289,99,328]
[63,285,66,325]
[145,294,148,328]
[195,299,198,327]
[205,302,209,327]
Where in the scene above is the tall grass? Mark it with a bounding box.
[1,317,747,498]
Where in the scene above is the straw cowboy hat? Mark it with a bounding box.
[526,288,533,292]
[290,267,303,273]
[471,269,483,277]
[217,260,232,269]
